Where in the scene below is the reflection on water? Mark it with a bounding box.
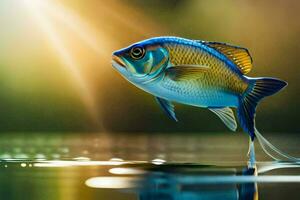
[1,160,299,200]
[0,132,300,200]
[86,164,258,200]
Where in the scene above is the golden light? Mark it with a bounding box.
[21,0,103,124]
[85,176,140,189]
[109,167,146,175]
[34,0,112,55]
[4,0,162,130]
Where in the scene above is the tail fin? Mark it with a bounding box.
[255,128,299,161]
[238,77,299,162]
[237,77,287,140]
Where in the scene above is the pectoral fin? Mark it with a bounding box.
[165,65,210,81]
[209,107,237,131]
[155,97,178,121]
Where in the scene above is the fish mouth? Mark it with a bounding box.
[112,55,126,68]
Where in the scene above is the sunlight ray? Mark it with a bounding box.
[22,0,101,125]
[36,0,111,56]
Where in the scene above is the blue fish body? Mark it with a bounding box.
[112,36,287,140]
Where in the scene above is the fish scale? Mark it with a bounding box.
[161,41,248,106]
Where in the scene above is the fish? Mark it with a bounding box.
[112,36,287,138]
[111,36,295,162]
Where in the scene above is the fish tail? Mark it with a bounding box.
[237,77,299,161]
[237,77,287,140]
[254,128,299,161]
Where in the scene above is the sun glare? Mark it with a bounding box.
[15,0,161,128]
[21,0,102,124]
[35,0,111,55]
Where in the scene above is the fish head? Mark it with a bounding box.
[112,39,169,83]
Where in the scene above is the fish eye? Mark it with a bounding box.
[130,46,145,60]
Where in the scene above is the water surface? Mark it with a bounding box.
[0,132,299,200]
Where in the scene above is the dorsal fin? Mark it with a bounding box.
[198,41,253,74]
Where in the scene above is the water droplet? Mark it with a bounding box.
[109,167,145,175]
[73,157,90,161]
[151,158,166,165]
[109,158,124,162]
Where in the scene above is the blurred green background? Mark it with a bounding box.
[0,0,299,133]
